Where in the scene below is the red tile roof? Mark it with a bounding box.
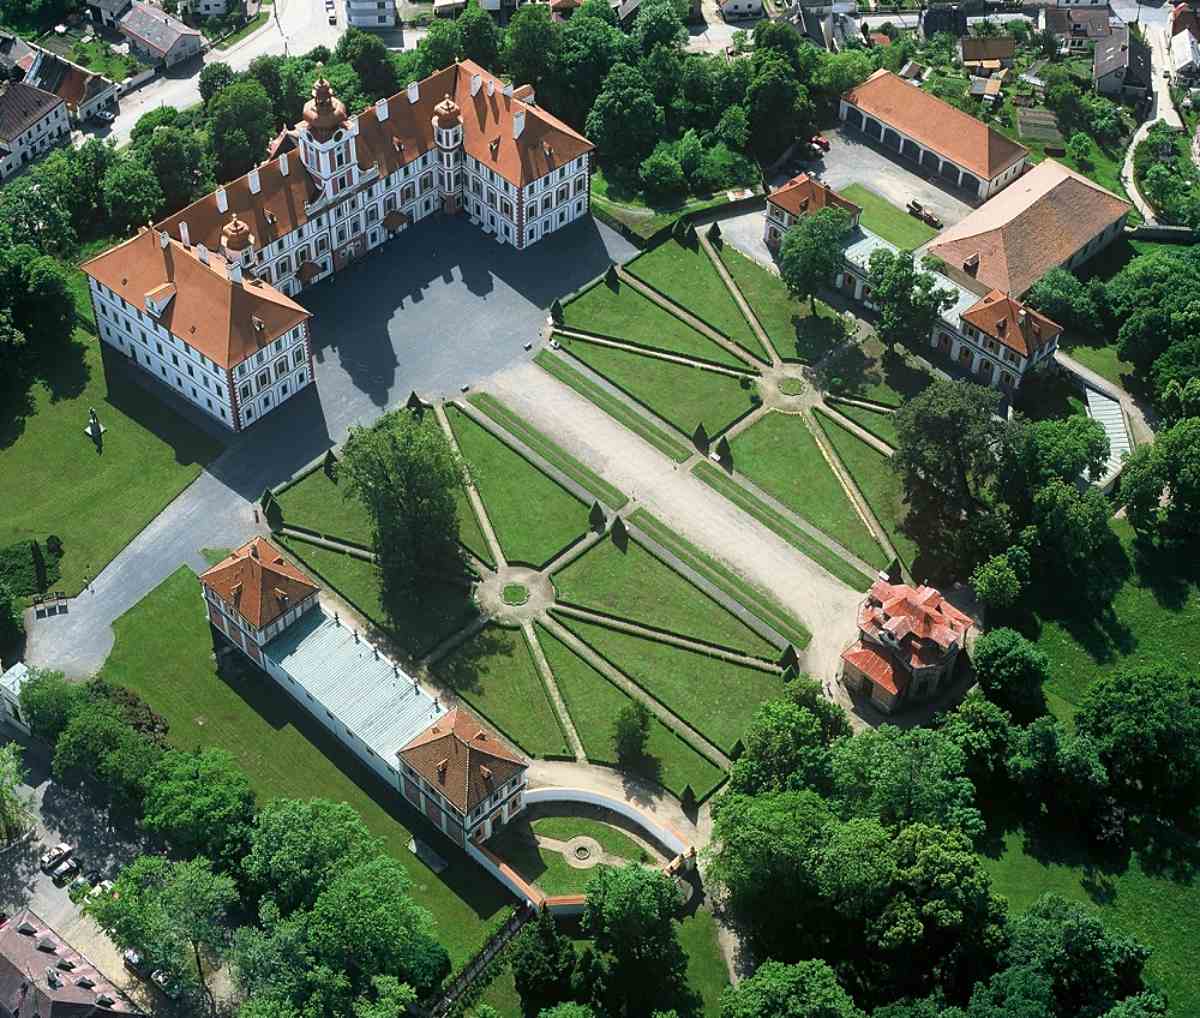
[768,174,862,220]
[864,579,972,649]
[842,641,907,696]
[400,706,526,814]
[843,69,1028,181]
[199,537,320,630]
[80,228,310,369]
[960,288,1061,357]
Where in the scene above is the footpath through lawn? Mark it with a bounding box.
[827,401,899,448]
[98,567,511,966]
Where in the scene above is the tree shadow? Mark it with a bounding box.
[0,331,91,452]
[1127,533,1200,613]
[38,782,153,879]
[430,625,510,696]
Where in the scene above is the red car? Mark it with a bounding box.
[811,135,831,152]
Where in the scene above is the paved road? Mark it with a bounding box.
[24,215,636,678]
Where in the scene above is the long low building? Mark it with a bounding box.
[839,69,1030,200]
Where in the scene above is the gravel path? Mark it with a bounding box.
[483,360,863,683]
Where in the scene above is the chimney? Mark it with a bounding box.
[216,186,228,213]
[512,109,525,139]
[279,152,289,176]
[963,252,980,274]
[407,80,419,104]
[376,96,389,121]
[487,79,495,97]
[502,82,512,98]
[470,73,481,96]
[229,260,243,283]
[196,243,209,265]
[179,220,190,245]
[1018,309,1028,327]
[248,167,261,194]
[249,542,258,559]
[159,230,169,249]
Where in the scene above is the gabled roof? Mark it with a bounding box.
[0,909,144,1016]
[1171,2,1200,39]
[199,537,320,630]
[961,36,1015,62]
[960,289,1061,357]
[843,69,1028,181]
[81,228,310,369]
[400,706,527,814]
[0,80,63,143]
[927,158,1131,296]
[1045,6,1113,38]
[32,51,113,110]
[768,174,862,220]
[862,579,972,651]
[0,32,36,74]
[118,2,199,54]
[842,641,907,696]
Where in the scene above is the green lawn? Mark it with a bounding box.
[552,537,776,658]
[466,393,628,510]
[981,829,1200,1017]
[435,624,568,758]
[274,425,494,567]
[626,239,769,363]
[716,244,846,363]
[530,816,648,861]
[488,820,621,896]
[534,351,692,464]
[560,338,759,438]
[819,334,935,408]
[98,567,509,966]
[839,184,937,249]
[559,615,783,754]
[729,411,888,570]
[0,333,221,598]
[446,406,588,568]
[827,401,900,448]
[692,461,875,592]
[537,625,726,799]
[274,535,477,660]
[66,38,141,80]
[628,508,810,650]
[1057,334,1136,391]
[216,10,268,48]
[679,908,730,1018]
[814,408,919,571]
[562,278,747,369]
[1025,521,1200,719]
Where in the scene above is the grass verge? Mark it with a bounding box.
[825,400,899,448]
[530,816,648,861]
[466,393,627,510]
[838,183,938,249]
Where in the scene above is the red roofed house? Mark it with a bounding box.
[841,579,972,713]
[763,174,862,251]
[933,288,1062,390]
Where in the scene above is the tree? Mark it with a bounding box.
[1074,665,1200,814]
[209,79,275,181]
[719,958,865,1018]
[937,692,1015,787]
[101,156,164,234]
[129,105,180,146]
[0,580,24,656]
[613,699,651,764]
[970,550,1026,614]
[730,699,832,795]
[1005,893,1151,1018]
[633,0,685,55]
[352,976,418,1018]
[458,0,501,68]
[307,855,449,996]
[416,18,463,78]
[333,27,399,99]
[243,798,382,914]
[1026,266,1101,334]
[17,668,87,744]
[973,628,1049,718]
[1067,131,1093,167]
[0,742,33,845]
[339,411,463,620]
[199,61,236,105]
[511,908,576,1011]
[139,126,212,216]
[778,207,852,313]
[866,248,956,350]
[1029,477,1111,573]
[52,703,162,811]
[87,855,237,1004]
[746,51,811,159]
[829,725,984,836]
[539,1006,598,1018]
[0,174,76,255]
[586,63,663,177]
[549,11,627,127]
[142,748,256,871]
[503,3,560,90]
[639,144,685,200]
[1118,416,1200,537]
[1004,415,1109,500]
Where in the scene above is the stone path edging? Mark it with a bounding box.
[818,402,896,458]
[542,527,606,576]
[434,403,507,569]
[277,527,376,562]
[538,615,732,770]
[697,233,782,367]
[419,613,489,670]
[554,328,755,379]
[522,620,586,762]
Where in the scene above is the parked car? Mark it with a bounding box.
[40,842,73,873]
[328,10,336,21]
[51,857,80,884]
[87,879,114,900]
[94,109,115,124]
[123,948,149,979]
[152,970,183,1000]
[811,134,831,152]
[84,868,103,885]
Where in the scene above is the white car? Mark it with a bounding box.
[94,109,116,124]
[40,842,73,873]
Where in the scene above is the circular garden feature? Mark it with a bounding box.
[501,583,530,606]
[778,376,807,397]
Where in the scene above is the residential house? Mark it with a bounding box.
[1169,2,1200,41]
[959,35,1016,74]
[1041,6,1116,52]
[721,0,762,19]
[795,8,858,52]
[198,538,529,847]
[919,4,967,40]
[347,0,395,29]
[841,579,972,714]
[25,47,117,122]
[118,2,201,67]
[763,173,862,250]
[839,69,1030,199]
[1171,25,1200,78]
[85,61,593,431]
[85,0,132,28]
[0,662,31,735]
[181,0,230,15]
[1093,24,1150,96]
[0,909,145,1016]
[0,80,69,180]
[927,157,1131,297]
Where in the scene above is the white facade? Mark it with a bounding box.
[0,93,68,180]
[0,663,32,736]
[721,0,762,18]
[90,274,313,432]
[346,0,395,27]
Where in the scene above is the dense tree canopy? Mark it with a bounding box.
[778,207,853,313]
[719,959,864,1018]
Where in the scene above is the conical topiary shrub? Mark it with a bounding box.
[692,422,710,453]
[589,500,606,532]
[550,298,564,324]
[611,514,629,550]
[707,220,721,242]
